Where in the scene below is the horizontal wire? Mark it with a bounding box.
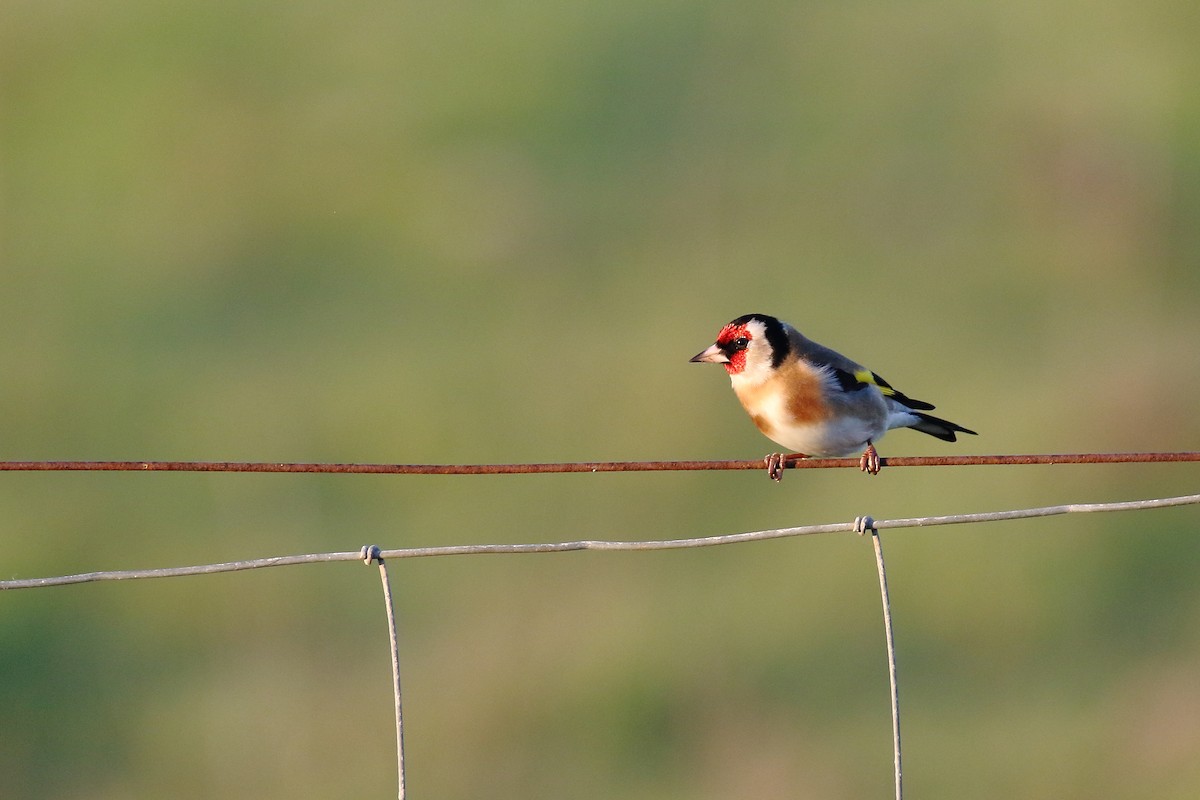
[3,493,1197,591]
[0,452,1198,474]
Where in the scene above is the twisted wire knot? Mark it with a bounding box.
[853,516,876,535]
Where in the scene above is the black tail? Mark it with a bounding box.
[909,412,977,443]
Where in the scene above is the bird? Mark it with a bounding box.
[690,313,976,480]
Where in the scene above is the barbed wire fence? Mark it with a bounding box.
[3,452,1199,800]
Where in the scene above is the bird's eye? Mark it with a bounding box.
[732,337,749,350]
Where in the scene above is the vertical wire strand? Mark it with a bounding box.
[872,528,902,800]
[365,546,406,800]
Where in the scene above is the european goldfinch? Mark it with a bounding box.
[690,313,976,479]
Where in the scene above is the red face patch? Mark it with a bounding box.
[715,322,748,346]
[716,323,751,375]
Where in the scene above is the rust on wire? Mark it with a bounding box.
[0,452,1196,475]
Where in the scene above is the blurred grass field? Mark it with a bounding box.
[2,1,1200,798]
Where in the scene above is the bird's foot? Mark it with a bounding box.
[764,453,785,481]
[764,453,805,482]
[859,442,881,475]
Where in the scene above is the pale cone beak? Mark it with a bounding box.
[689,343,729,364]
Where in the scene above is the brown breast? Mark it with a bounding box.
[734,360,832,429]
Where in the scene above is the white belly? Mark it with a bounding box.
[765,415,888,457]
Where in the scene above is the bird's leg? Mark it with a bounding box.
[859,441,881,475]
[764,453,805,482]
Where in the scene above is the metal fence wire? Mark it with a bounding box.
[2,453,1198,800]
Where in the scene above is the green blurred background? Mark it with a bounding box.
[2,1,1199,797]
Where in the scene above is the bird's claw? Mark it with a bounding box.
[764,453,806,481]
[765,453,786,482]
[859,442,881,475]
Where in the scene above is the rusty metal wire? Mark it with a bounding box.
[0,451,1197,475]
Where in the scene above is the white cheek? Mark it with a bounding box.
[729,357,773,387]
